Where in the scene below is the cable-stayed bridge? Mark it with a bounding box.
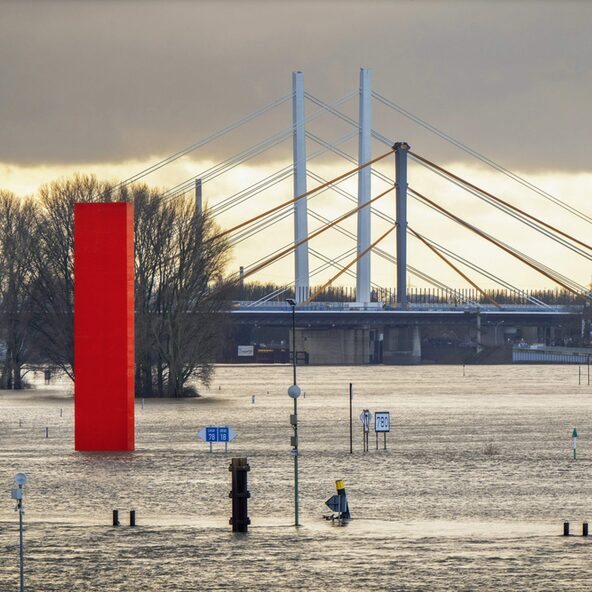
[120,69,591,364]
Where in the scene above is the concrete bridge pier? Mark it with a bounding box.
[382,325,422,365]
[292,327,371,365]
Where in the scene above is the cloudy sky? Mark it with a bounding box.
[2,0,591,291]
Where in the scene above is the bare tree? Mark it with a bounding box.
[132,190,231,397]
[30,174,116,377]
[30,174,232,396]
[0,191,39,389]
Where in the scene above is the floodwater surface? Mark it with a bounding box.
[0,364,591,591]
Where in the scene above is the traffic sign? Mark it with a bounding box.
[198,426,238,443]
[374,411,390,433]
[359,409,372,433]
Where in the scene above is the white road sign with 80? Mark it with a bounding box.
[374,411,390,433]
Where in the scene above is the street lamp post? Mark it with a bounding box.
[11,473,27,592]
[286,298,300,527]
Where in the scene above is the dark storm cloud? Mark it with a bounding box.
[1,0,591,170]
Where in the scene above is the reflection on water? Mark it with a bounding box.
[0,364,591,590]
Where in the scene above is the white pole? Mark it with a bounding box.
[356,68,372,303]
[292,71,309,303]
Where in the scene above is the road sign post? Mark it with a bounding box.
[374,411,391,450]
[11,473,27,592]
[359,409,371,452]
[198,426,238,452]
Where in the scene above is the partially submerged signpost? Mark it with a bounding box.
[374,411,390,450]
[360,409,371,452]
[198,426,238,452]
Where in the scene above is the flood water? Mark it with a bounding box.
[0,364,591,591]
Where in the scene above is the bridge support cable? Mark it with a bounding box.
[409,188,592,303]
[408,227,500,309]
[225,186,395,287]
[409,155,592,263]
[410,190,589,296]
[372,91,592,227]
[161,92,356,202]
[308,208,474,305]
[209,132,357,218]
[406,231,550,309]
[306,168,499,305]
[305,93,394,149]
[410,151,592,258]
[102,93,293,199]
[303,224,397,306]
[212,150,395,242]
[246,247,358,307]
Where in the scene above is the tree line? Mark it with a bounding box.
[0,174,231,397]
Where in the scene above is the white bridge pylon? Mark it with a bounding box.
[293,67,376,304]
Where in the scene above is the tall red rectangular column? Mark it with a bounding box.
[74,202,134,451]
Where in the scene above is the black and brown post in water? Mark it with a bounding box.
[229,457,251,533]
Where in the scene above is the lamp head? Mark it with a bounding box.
[14,473,27,486]
[286,298,296,307]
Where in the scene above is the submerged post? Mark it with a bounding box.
[395,142,410,309]
[356,67,372,304]
[292,71,309,303]
[229,457,251,533]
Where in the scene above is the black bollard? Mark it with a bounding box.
[563,521,570,536]
[113,510,120,527]
[229,457,251,533]
[130,510,136,527]
[583,522,589,537]
[45,427,49,438]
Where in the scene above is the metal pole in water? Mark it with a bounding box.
[12,473,27,592]
[572,427,578,461]
[287,298,300,527]
[349,383,353,454]
[19,500,24,592]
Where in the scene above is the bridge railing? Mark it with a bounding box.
[232,300,580,313]
[234,283,587,307]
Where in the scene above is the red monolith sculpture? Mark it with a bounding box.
[74,202,134,451]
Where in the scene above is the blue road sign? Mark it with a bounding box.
[198,426,239,443]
